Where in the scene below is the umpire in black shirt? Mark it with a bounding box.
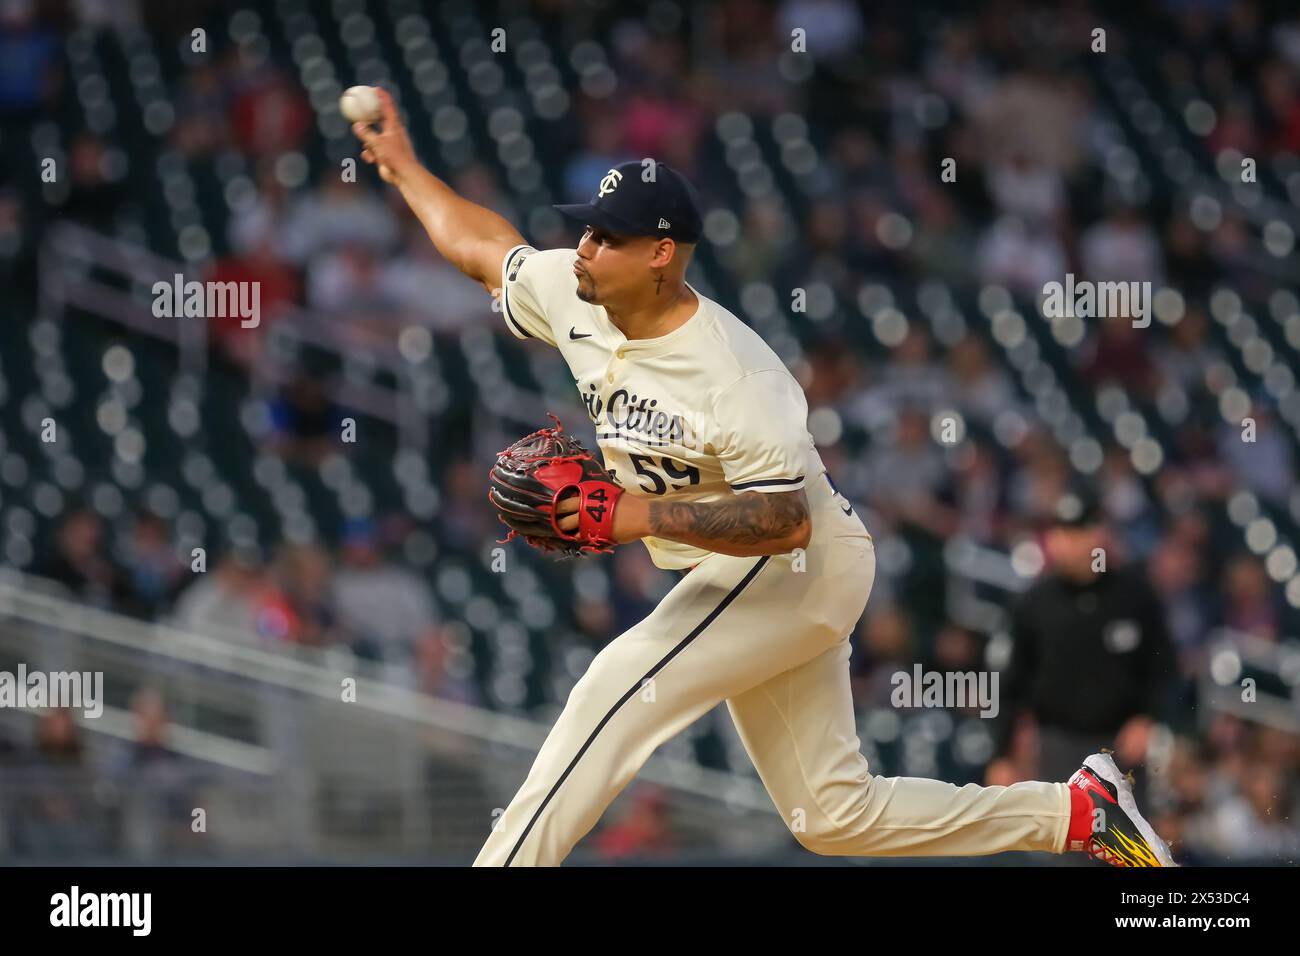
[987,490,1174,788]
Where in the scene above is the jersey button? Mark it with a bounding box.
[615,348,626,359]
[606,372,615,383]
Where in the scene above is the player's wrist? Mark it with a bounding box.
[386,154,423,190]
[611,494,649,543]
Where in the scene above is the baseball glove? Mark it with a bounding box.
[488,415,625,556]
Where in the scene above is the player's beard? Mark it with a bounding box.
[575,272,598,303]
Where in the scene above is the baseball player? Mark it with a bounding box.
[352,89,1175,868]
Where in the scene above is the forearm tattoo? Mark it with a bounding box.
[648,489,809,547]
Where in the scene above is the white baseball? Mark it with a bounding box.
[340,85,382,124]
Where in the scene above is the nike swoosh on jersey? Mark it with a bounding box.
[569,328,593,340]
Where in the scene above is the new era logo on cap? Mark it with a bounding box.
[552,160,703,243]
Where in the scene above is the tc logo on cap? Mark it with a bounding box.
[598,169,623,197]
[553,160,703,242]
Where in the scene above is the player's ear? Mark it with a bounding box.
[649,237,678,269]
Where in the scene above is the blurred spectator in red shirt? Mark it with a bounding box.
[1259,59,1300,156]
[595,786,675,860]
[229,64,311,158]
[1081,318,1158,399]
[622,89,706,175]
[206,235,300,368]
[260,542,338,649]
[1206,96,1259,156]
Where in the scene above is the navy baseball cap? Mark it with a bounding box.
[553,160,703,243]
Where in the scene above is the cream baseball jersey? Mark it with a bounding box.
[499,243,828,570]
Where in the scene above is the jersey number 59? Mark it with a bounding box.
[628,455,701,495]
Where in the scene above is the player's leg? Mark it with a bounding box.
[727,637,1072,858]
[474,534,876,866]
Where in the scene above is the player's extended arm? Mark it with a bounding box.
[351,88,524,294]
[615,488,812,558]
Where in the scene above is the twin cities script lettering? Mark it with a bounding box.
[580,382,703,450]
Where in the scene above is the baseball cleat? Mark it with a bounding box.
[1067,750,1177,867]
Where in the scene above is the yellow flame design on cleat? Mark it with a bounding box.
[1096,826,1162,867]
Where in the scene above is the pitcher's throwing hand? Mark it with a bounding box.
[350,87,415,186]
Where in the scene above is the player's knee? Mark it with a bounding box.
[791,821,840,856]
[785,809,847,856]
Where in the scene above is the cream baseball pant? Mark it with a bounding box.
[474,495,1072,866]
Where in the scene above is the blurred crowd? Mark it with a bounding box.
[0,693,207,859]
[2,0,1300,862]
[30,503,483,701]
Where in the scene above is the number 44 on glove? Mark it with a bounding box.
[488,415,625,557]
